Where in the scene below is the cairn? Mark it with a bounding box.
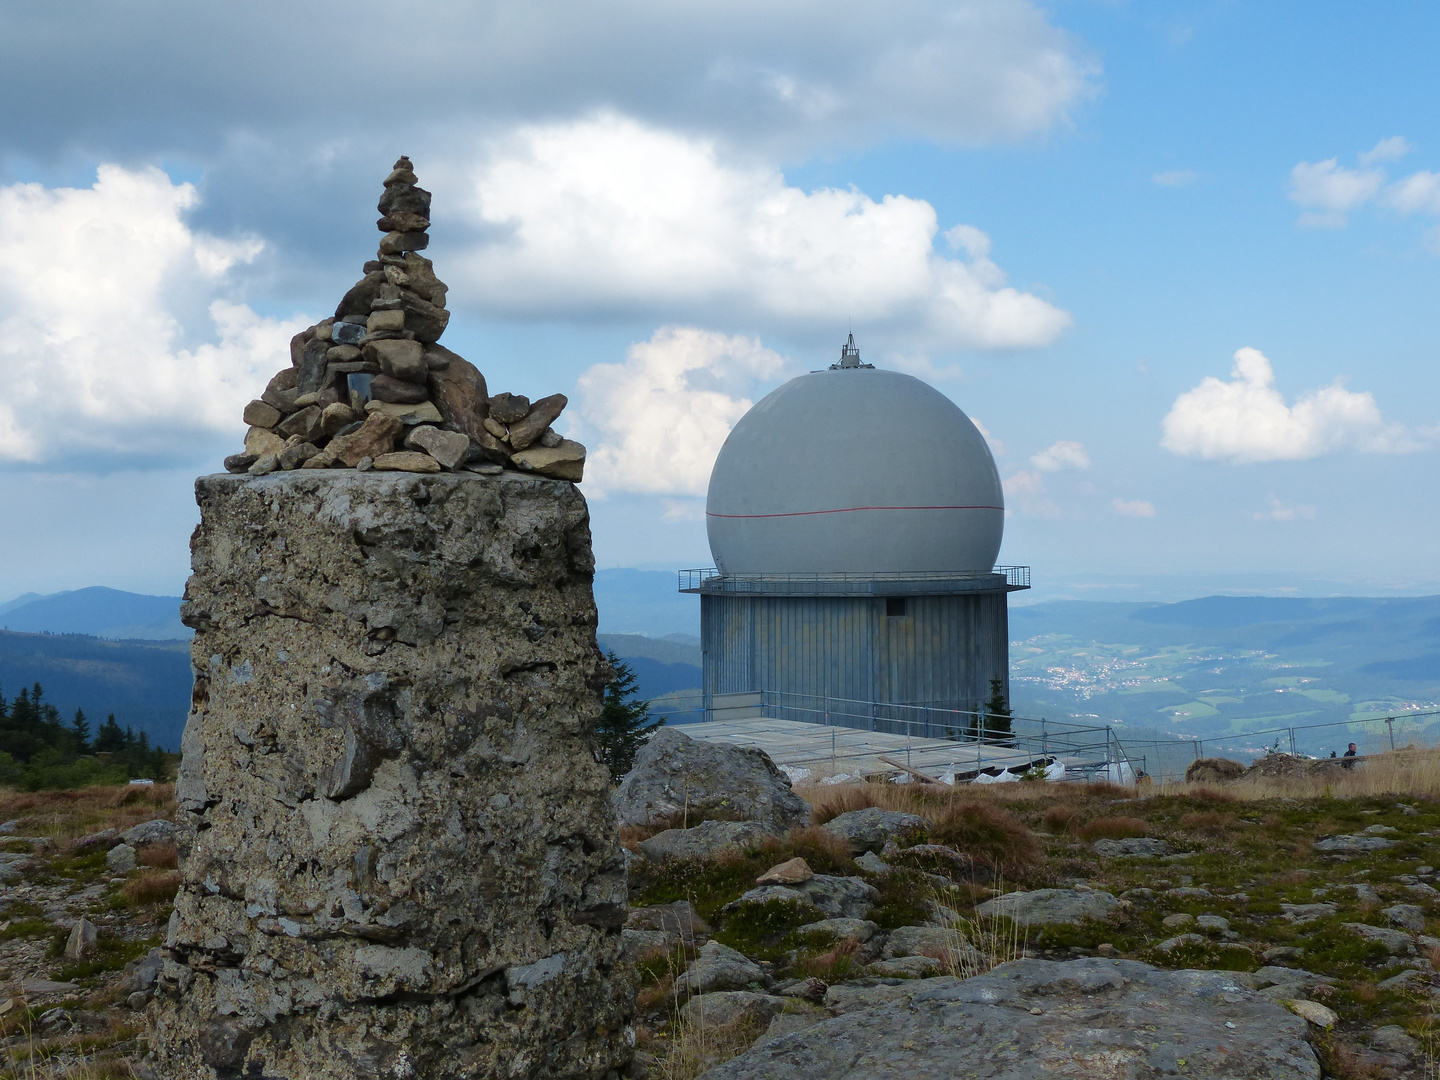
[226,156,586,482]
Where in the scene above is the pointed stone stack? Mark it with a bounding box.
[225,156,587,482]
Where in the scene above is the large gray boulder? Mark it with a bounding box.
[730,875,879,920]
[819,808,929,853]
[615,728,811,829]
[701,958,1321,1079]
[638,820,774,862]
[675,941,770,995]
[976,887,1121,927]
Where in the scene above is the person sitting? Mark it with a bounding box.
[1342,743,1358,769]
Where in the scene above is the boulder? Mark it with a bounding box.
[704,959,1321,1080]
[870,956,945,978]
[242,400,281,428]
[637,820,774,863]
[1314,833,1395,853]
[105,844,138,873]
[854,852,890,874]
[121,819,176,847]
[675,941,769,995]
[65,918,98,960]
[614,728,810,830]
[1093,837,1173,857]
[1343,922,1416,955]
[626,901,711,948]
[976,888,1121,927]
[363,339,428,384]
[1185,757,1245,783]
[757,857,813,885]
[1285,999,1337,1029]
[680,991,787,1029]
[822,976,962,1014]
[1280,903,1336,924]
[796,918,880,944]
[1382,903,1425,932]
[731,875,878,921]
[820,808,930,853]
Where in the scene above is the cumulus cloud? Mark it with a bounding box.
[1289,158,1385,227]
[1030,440,1089,471]
[1152,170,1197,187]
[1360,136,1412,165]
[1002,469,1057,517]
[449,114,1071,349]
[1160,347,1420,464]
[1112,498,1155,518]
[576,326,789,497]
[0,165,305,465]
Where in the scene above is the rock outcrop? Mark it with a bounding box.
[702,958,1322,1079]
[149,470,632,1078]
[613,728,811,830]
[226,157,585,483]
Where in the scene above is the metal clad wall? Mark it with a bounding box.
[703,590,1010,717]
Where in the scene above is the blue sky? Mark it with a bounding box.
[0,1,1437,604]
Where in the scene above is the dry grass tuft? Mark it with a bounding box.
[122,869,181,905]
[1075,816,1149,842]
[1179,811,1233,832]
[139,842,179,869]
[929,802,1040,870]
[1041,806,1082,833]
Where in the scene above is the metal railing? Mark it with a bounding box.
[678,566,1030,594]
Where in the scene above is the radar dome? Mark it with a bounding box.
[706,349,1004,576]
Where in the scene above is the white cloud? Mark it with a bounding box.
[1289,158,1384,227]
[1383,171,1440,216]
[576,326,789,497]
[1254,495,1314,522]
[1152,170,1197,187]
[971,417,1004,456]
[1002,469,1057,517]
[0,165,304,465]
[450,113,1072,350]
[1112,498,1155,518]
[1160,347,1420,464]
[1359,136,1412,165]
[1031,440,1089,471]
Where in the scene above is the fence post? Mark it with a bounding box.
[1387,717,1396,752]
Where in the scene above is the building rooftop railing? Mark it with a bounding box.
[678,566,1030,595]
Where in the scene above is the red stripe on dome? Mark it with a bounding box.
[706,505,1004,519]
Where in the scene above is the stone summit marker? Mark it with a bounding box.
[149,161,633,1079]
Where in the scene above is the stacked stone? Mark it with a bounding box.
[224,156,587,483]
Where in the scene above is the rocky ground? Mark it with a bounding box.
[0,784,176,1078]
[621,743,1440,1079]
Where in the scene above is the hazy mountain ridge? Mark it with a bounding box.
[0,587,188,640]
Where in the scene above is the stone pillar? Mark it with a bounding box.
[150,470,633,1079]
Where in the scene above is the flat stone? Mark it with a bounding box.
[1347,883,1382,904]
[1280,903,1337,924]
[278,442,320,471]
[1155,933,1206,954]
[367,310,406,334]
[1262,946,1306,963]
[679,991,786,1028]
[976,888,1121,927]
[882,925,972,964]
[20,980,79,996]
[1377,969,1425,991]
[365,400,443,425]
[320,402,356,436]
[1372,1024,1420,1053]
[1315,834,1396,853]
[626,901,711,948]
[1343,922,1416,955]
[1383,904,1426,932]
[759,1011,827,1044]
[510,439,586,482]
[855,852,890,875]
[870,955,945,978]
[379,230,429,255]
[1162,913,1194,929]
[1094,837,1173,857]
[1363,824,1399,835]
[675,941,768,995]
[614,727,810,831]
[277,405,324,443]
[397,290,449,343]
[404,426,471,470]
[242,400,281,428]
[372,451,441,473]
[1165,887,1214,899]
[377,210,430,234]
[363,339,428,384]
[224,453,258,474]
[508,393,568,451]
[1285,999,1337,1028]
[730,875,878,921]
[370,375,429,405]
[326,412,402,467]
[757,857,813,885]
[637,820,774,863]
[326,344,363,364]
[1196,915,1230,934]
[823,976,962,1014]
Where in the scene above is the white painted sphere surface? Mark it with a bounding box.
[706,368,1004,575]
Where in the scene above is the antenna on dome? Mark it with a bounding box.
[832,332,869,370]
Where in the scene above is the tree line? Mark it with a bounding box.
[0,682,169,790]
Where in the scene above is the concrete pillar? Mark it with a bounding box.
[149,470,633,1079]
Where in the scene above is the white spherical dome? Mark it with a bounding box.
[706,366,1004,576]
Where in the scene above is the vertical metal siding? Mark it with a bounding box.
[703,590,1011,721]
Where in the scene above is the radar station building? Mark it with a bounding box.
[681,336,1028,729]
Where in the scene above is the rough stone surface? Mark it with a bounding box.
[151,470,632,1080]
[757,857,813,885]
[680,991,787,1029]
[625,902,711,948]
[819,808,930,853]
[1382,903,1426,931]
[327,412,402,467]
[1344,922,1416,955]
[65,918,98,960]
[731,876,879,920]
[105,844,137,873]
[822,976,961,1014]
[511,439,587,482]
[1094,837,1173,857]
[1285,999,1337,1028]
[508,394,568,451]
[121,819,176,847]
[675,942,769,995]
[796,918,879,943]
[702,959,1321,1080]
[404,425,471,470]
[614,728,811,830]
[1314,833,1396,853]
[372,450,441,473]
[637,820,774,863]
[976,888,1121,927]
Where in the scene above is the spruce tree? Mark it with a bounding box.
[71,709,90,755]
[595,651,662,783]
[95,714,127,754]
[982,676,1014,743]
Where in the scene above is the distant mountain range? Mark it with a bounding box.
[6,579,1438,762]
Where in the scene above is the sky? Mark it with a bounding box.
[1,1,1438,605]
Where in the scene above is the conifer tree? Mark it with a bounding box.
[71,709,90,755]
[595,651,663,782]
[95,714,127,754]
[983,676,1014,743]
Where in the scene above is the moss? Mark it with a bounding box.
[1,918,54,942]
[57,931,159,984]
[713,899,817,961]
[865,870,934,930]
[1144,939,1258,972]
